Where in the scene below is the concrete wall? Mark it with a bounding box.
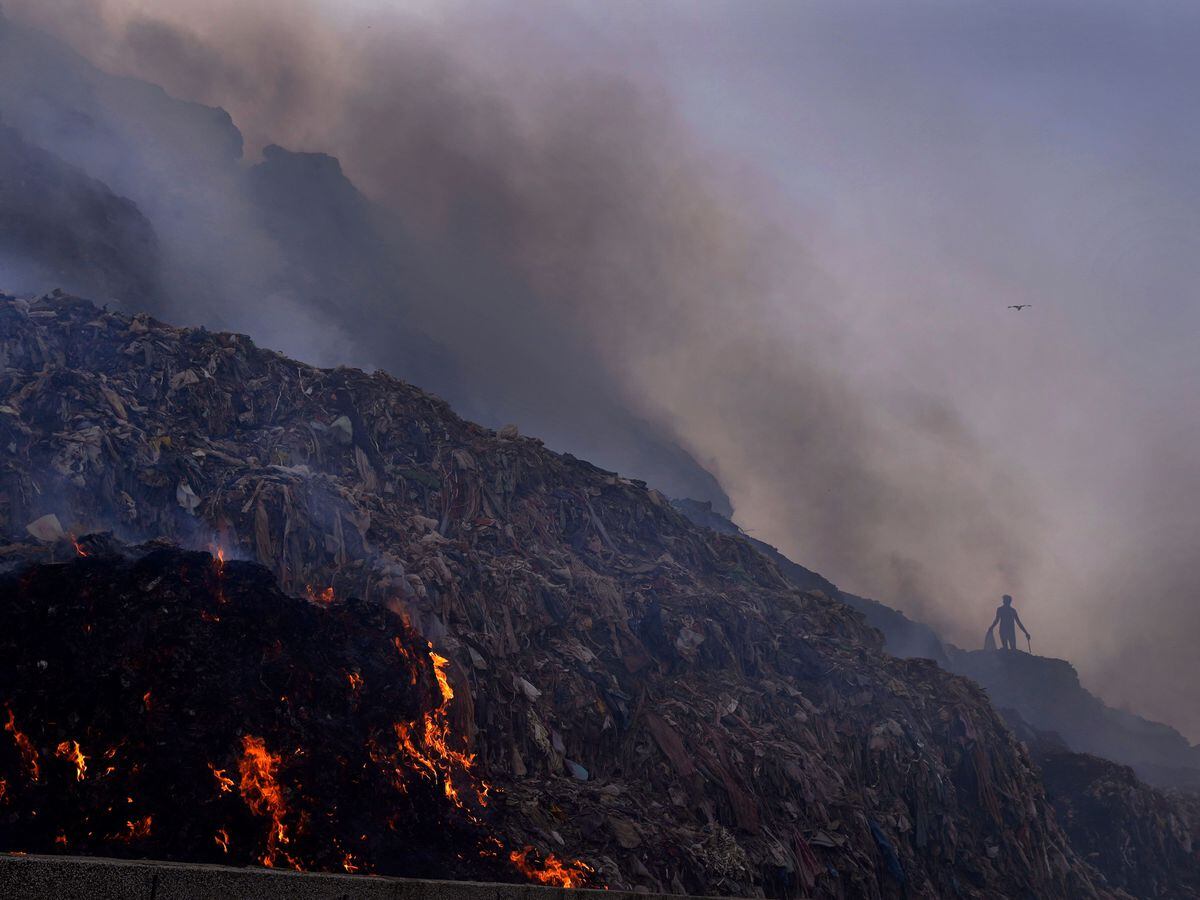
[0,855,683,900]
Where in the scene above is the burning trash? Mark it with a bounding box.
[304,585,335,605]
[509,846,595,889]
[53,741,87,781]
[0,545,586,885]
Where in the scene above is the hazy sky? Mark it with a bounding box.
[581,0,1200,737]
[8,0,1199,740]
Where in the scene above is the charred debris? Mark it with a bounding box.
[0,292,1163,898]
[0,540,553,883]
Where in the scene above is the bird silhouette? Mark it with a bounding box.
[1007,304,1031,311]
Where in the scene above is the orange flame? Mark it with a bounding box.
[54,740,87,781]
[209,763,234,793]
[392,637,419,685]
[342,852,360,873]
[4,707,40,781]
[387,647,488,811]
[215,828,230,854]
[237,735,299,869]
[70,535,89,558]
[347,671,364,693]
[508,846,594,889]
[119,815,152,842]
[431,651,454,703]
[305,585,335,604]
[209,544,229,606]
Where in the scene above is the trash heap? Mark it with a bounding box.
[0,541,566,882]
[0,293,1113,897]
[1031,746,1200,898]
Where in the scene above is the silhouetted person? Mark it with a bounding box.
[989,594,1030,651]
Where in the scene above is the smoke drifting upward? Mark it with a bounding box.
[4,2,1197,739]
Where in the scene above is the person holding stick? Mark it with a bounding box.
[989,594,1031,652]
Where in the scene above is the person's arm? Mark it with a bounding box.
[990,610,1000,629]
[1015,611,1029,636]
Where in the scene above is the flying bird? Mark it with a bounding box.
[1007,304,1031,311]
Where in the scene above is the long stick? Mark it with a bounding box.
[1026,634,1032,654]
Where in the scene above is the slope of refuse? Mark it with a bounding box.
[1037,752,1200,899]
[950,650,1200,791]
[673,500,1200,792]
[0,293,1114,898]
[1002,715,1200,900]
[676,493,1200,898]
[0,541,552,883]
[672,500,950,665]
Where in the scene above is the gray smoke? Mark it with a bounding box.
[3,1,1197,740]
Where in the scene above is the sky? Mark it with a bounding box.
[579,0,1200,736]
[6,0,1199,739]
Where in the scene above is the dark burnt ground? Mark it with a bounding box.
[0,544,520,882]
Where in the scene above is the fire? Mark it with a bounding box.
[209,763,234,793]
[508,846,594,889]
[305,584,335,604]
[4,707,40,781]
[54,740,88,781]
[119,815,153,842]
[392,637,419,685]
[1,566,594,883]
[70,535,89,557]
[387,646,488,811]
[431,651,454,703]
[209,545,230,607]
[237,735,299,869]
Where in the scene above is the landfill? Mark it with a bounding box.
[0,292,1129,897]
[1016,727,1200,899]
[0,540,566,883]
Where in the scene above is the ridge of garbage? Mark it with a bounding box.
[673,500,1200,897]
[1,292,1115,897]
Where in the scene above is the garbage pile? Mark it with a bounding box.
[1033,748,1200,898]
[0,293,1114,897]
[0,540,593,885]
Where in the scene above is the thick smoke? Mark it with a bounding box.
[3,1,1196,739]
